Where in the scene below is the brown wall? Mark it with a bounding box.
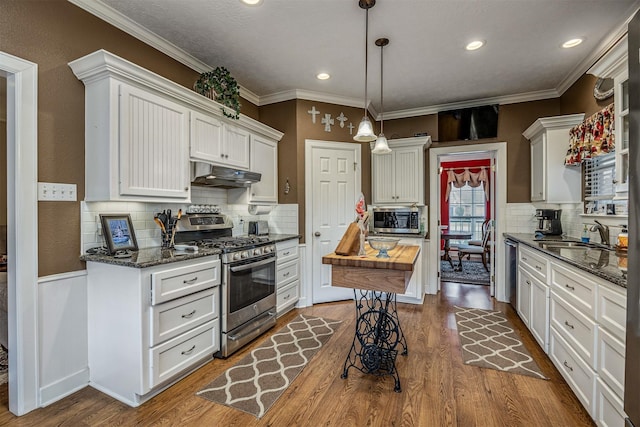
[0,1,259,275]
[561,74,613,117]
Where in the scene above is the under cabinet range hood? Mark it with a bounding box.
[191,162,261,188]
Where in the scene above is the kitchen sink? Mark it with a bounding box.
[538,241,613,251]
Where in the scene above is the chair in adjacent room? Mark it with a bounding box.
[457,227,491,272]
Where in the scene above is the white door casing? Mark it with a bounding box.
[1,51,39,415]
[305,140,361,304]
[428,142,507,301]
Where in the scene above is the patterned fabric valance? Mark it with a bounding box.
[564,103,614,166]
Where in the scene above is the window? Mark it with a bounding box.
[584,152,615,214]
[448,184,486,243]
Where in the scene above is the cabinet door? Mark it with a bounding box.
[394,147,422,204]
[530,135,545,202]
[372,152,395,204]
[249,135,278,204]
[190,110,223,163]
[119,84,190,199]
[530,278,550,352]
[223,124,250,170]
[517,267,532,326]
[396,238,424,304]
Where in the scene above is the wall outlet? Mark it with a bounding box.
[38,182,77,201]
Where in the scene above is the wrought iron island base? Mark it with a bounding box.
[341,288,408,392]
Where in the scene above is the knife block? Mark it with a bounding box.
[335,222,362,256]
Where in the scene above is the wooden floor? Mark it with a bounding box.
[0,282,594,426]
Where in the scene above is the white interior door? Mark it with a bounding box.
[306,140,361,304]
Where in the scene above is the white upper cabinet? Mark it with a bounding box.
[588,34,628,199]
[370,136,431,206]
[228,134,278,205]
[69,50,283,202]
[523,114,584,203]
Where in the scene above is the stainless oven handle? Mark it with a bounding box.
[228,310,277,341]
[230,257,275,272]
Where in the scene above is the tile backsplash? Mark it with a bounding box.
[81,187,298,254]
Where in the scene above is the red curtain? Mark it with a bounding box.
[440,159,491,241]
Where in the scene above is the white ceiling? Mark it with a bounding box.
[76,0,639,119]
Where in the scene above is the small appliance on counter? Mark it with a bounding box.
[535,209,562,236]
[248,220,269,236]
[372,206,420,234]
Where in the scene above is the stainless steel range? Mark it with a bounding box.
[174,213,277,358]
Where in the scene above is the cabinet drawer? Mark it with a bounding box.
[549,327,596,417]
[149,320,217,389]
[595,377,627,427]
[276,240,298,264]
[150,288,218,347]
[519,246,548,281]
[277,280,299,313]
[550,291,598,369]
[550,262,597,318]
[598,284,626,342]
[151,259,220,305]
[277,258,299,287]
[598,327,625,400]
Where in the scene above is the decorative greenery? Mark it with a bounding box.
[194,67,241,120]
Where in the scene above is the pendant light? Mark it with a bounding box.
[353,0,377,142]
[372,37,391,154]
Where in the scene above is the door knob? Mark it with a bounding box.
[314,232,321,237]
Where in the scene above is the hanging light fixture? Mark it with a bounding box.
[353,0,377,142]
[372,37,391,154]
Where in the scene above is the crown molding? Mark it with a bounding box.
[68,0,260,106]
[381,89,560,120]
[522,113,585,140]
[259,88,363,109]
[587,34,628,78]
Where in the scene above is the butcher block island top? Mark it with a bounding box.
[322,244,420,294]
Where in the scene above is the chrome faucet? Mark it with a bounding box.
[590,220,610,247]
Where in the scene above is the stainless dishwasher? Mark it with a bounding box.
[504,238,518,308]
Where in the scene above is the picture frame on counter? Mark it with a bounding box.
[100,214,138,254]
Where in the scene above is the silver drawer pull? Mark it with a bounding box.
[181,310,196,319]
[522,257,528,261]
[564,320,575,329]
[565,284,575,291]
[283,272,290,277]
[563,361,573,372]
[183,276,198,284]
[284,294,290,300]
[283,251,290,256]
[181,345,196,355]
[535,265,542,270]
[526,280,531,285]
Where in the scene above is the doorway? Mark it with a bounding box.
[428,142,507,302]
[305,140,361,304]
[1,51,39,415]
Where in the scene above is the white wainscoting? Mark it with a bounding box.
[38,270,89,406]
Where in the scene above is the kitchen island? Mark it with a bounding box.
[322,244,420,392]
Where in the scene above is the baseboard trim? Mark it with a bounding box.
[39,367,89,407]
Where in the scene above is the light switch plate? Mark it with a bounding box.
[38,182,77,201]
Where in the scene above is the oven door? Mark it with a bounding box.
[224,254,276,332]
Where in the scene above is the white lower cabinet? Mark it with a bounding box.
[396,237,427,304]
[514,242,628,424]
[276,238,300,316]
[87,257,221,407]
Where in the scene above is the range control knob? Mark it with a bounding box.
[264,246,273,253]
[254,248,262,256]
[233,252,241,261]
[241,251,249,259]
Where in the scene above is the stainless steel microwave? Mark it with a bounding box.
[372,206,420,234]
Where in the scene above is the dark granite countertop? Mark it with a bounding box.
[81,247,221,268]
[257,234,301,243]
[504,233,627,288]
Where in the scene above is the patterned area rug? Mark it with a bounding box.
[0,346,7,385]
[197,314,342,418]
[441,260,490,285]
[454,306,546,379]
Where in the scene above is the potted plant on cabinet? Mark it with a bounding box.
[194,66,241,120]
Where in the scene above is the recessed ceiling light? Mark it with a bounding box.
[240,0,263,5]
[465,40,485,51]
[316,72,330,80]
[562,38,583,48]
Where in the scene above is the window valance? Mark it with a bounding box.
[444,168,489,201]
[564,103,614,166]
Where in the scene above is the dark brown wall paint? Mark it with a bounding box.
[0,1,259,275]
[560,73,613,116]
[383,115,438,141]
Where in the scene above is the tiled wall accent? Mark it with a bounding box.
[81,186,299,254]
[504,203,538,234]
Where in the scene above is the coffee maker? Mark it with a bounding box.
[535,209,563,235]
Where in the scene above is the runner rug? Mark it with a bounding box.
[197,314,342,418]
[454,306,547,379]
